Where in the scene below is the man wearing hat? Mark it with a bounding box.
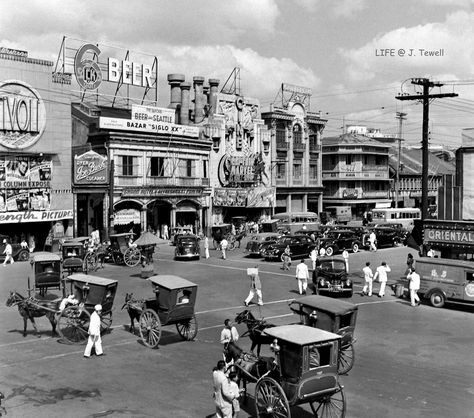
[2,239,14,266]
[84,304,103,358]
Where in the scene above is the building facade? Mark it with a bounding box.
[0,47,73,249]
[261,86,326,215]
[322,133,392,219]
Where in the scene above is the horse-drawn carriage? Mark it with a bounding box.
[228,324,346,418]
[29,252,62,296]
[105,233,142,267]
[61,238,91,275]
[211,224,235,250]
[6,272,118,344]
[289,295,358,374]
[123,275,198,348]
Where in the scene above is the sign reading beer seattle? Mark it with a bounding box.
[0,80,46,149]
[74,150,108,184]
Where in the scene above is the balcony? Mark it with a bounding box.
[276,141,290,150]
[293,142,306,151]
[322,170,389,180]
[116,176,210,188]
[309,144,321,153]
[324,189,390,199]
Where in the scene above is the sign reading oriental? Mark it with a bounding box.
[74,151,107,184]
[425,228,474,246]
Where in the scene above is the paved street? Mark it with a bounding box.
[1,240,473,418]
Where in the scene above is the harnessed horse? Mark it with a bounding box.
[6,291,59,337]
[235,309,275,356]
[122,293,145,333]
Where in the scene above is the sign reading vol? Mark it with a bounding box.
[0,81,46,149]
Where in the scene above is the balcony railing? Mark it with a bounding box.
[293,142,306,151]
[309,144,321,153]
[276,141,290,150]
[116,176,210,187]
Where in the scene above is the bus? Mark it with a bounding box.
[370,208,421,231]
[272,211,319,234]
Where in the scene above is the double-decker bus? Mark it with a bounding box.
[371,208,421,231]
[272,211,319,234]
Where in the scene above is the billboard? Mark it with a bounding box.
[74,150,108,184]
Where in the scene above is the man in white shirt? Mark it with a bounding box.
[362,261,374,296]
[342,248,349,273]
[2,239,14,266]
[220,238,228,260]
[407,267,421,307]
[373,262,391,297]
[295,259,310,295]
[84,304,103,358]
[220,319,239,345]
[368,231,377,252]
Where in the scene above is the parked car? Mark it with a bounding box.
[170,226,194,246]
[362,227,402,249]
[312,256,352,297]
[261,235,316,261]
[174,234,200,260]
[294,229,321,240]
[367,222,410,243]
[318,230,362,256]
[245,233,282,257]
[0,235,30,262]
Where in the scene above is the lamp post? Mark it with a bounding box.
[395,112,407,208]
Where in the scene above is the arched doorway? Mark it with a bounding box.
[147,199,172,238]
[113,200,142,236]
[176,200,199,235]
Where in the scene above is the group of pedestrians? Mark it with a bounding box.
[212,360,242,418]
[361,261,391,297]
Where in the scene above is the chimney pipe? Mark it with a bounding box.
[179,82,191,125]
[167,74,185,109]
[208,78,220,116]
[193,76,205,123]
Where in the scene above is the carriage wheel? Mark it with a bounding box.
[228,235,236,251]
[57,306,91,344]
[176,314,198,341]
[255,377,290,418]
[100,312,113,334]
[139,309,162,348]
[309,383,346,418]
[338,343,355,375]
[124,248,141,267]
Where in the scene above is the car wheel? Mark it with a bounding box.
[352,243,359,253]
[325,246,334,257]
[430,290,445,308]
[17,250,30,262]
[393,238,400,247]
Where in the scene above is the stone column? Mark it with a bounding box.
[193,76,205,123]
[208,78,220,116]
[167,74,185,109]
[180,82,191,125]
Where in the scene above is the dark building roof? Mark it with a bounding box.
[388,147,455,176]
[322,133,389,148]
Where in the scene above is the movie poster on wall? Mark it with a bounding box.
[6,189,29,211]
[29,189,50,210]
[30,157,52,182]
[5,157,30,183]
[0,190,5,212]
[0,158,5,183]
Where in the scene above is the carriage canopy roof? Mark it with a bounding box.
[264,324,341,346]
[148,275,197,290]
[67,273,118,286]
[30,252,61,262]
[294,295,358,316]
[109,233,135,238]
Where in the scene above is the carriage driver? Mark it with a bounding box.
[220,319,239,346]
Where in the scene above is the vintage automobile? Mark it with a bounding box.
[312,256,352,297]
[170,226,194,246]
[245,233,282,257]
[368,222,410,243]
[319,230,363,256]
[294,228,321,240]
[362,226,402,249]
[0,234,30,262]
[174,234,200,260]
[261,235,316,261]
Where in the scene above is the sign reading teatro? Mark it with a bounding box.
[74,150,108,185]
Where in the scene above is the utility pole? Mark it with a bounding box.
[396,78,457,220]
[395,112,407,207]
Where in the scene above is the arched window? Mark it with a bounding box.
[293,123,303,144]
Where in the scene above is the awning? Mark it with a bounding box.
[114,208,141,225]
[0,209,73,224]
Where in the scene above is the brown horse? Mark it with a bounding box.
[121,293,145,333]
[235,309,275,356]
[6,291,59,337]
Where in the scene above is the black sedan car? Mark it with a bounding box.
[312,256,352,297]
[174,234,200,260]
[261,235,316,261]
[318,230,362,256]
[362,227,402,249]
[245,233,282,257]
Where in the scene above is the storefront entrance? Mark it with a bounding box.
[147,200,172,238]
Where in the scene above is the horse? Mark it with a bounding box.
[223,341,276,402]
[235,309,276,356]
[234,230,247,249]
[122,293,145,334]
[6,291,59,337]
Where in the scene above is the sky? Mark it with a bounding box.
[1,0,473,149]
